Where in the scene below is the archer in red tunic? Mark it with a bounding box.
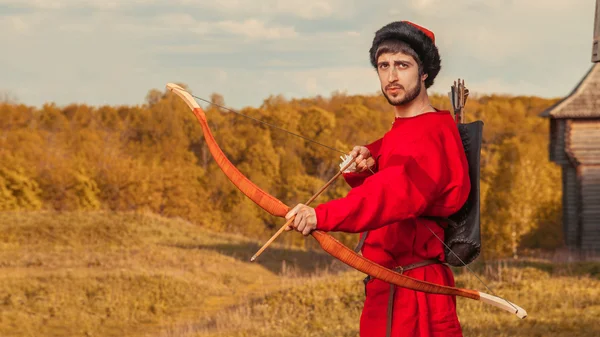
[285,21,469,337]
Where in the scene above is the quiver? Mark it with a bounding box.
[443,121,484,266]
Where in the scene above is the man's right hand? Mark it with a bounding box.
[348,146,375,173]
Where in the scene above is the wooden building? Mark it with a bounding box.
[540,1,600,251]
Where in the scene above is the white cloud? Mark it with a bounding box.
[263,0,349,19]
[179,0,352,20]
[0,12,50,35]
[0,0,155,9]
[430,74,556,98]
[8,16,30,33]
[216,19,297,40]
[110,14,211,35]
[288,67,379,96]
[409,0,439,11]
[0,8,297,41]
[0,0,352,19]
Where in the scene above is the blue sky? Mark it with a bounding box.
[0,0,596,109]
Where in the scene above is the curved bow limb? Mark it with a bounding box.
[165,82,527,319]
[166,83,290,218]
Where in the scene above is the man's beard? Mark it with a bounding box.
[382,81,421,106]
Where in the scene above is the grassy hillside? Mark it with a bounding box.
[0,211,337,337]
[1,212,598,337]
[181,267,600,337]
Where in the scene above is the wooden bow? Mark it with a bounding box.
[166,83,527,319]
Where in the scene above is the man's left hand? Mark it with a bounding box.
[284,203,317,236]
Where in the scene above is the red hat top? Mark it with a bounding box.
[403,21,435,44]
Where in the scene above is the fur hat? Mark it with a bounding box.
[369,21,441,88]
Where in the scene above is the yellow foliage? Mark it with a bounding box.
[0,152,42,210]
[0,87,563,256]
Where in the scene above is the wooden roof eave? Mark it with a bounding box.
[539,63,599,119]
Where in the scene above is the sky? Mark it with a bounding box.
[0,0,597,109]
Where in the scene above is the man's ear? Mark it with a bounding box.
[421,73,428,82]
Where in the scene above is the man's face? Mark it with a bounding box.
[376,52,424,106]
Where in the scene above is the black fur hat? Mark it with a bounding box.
[369,21,441,88]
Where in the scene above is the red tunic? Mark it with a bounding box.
[314,111,470,337]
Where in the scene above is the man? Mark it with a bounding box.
[285,21,470,337]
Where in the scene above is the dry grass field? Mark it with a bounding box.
[0,211,598,337]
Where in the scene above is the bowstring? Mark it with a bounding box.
[192,94,346,155]
[422,217,520,313]
[190,94,375,175]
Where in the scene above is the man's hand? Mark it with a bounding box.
[284,203,317,236]
[348,146,375,173]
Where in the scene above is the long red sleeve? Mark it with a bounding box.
[317,137,449,233]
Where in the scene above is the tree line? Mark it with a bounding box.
[0,85,562,258]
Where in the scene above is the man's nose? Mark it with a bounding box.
[388,67,399,82]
